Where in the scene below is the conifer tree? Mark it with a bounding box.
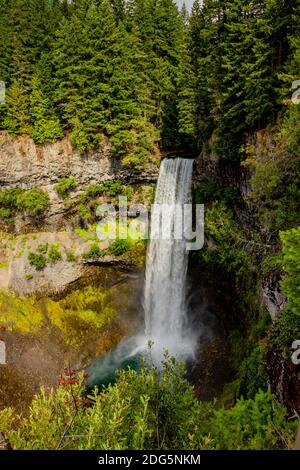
[0,0,10,84]
[177,30,198,146]
[108,26,158,167]
[52,0,118,150]
[4,79,31,135]
[217,0,276,158]
[30,74,63,144]
[125,0,185,147]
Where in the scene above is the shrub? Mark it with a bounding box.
[238,346,268,400]
[201,201,252,276]
[109,238,130,255]
[271,307,300,351]
[84,180,124,199]
[79,203,91,220]
[48,244,62,263]
[28,252,47,270]
[0,357,296,450]
[37,243,48,254]
[16,188,49,215]
[55,177,77,198]
[101,180,123,198]
[280,227,300,316]
[47,285,115,346]
[0,207,13,220]
[82,243,104,259]
[0,291,43,333]
[66,250,76,262]
[208,390,295,450]
[84,184,104,199]
[0,188,49,219]
[0,188,24,219]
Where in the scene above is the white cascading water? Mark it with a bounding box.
[86,157,197,386]
[142,157,197,364]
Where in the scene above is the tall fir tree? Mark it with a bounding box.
[177,21,198,146]
[3,79,31,135]
[30,74,63,144]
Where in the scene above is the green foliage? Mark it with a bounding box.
[16,188,49,215]
[81,181,128,207]
[0,357,296,450]
[46,285,115,346]
[0,188,23,220]
[78,203,91,221]
[0,187,50,219]
[70,118,95,153]
[250,312,272,342]
[0,290,43,333]
[184,0,298,159]
[109,238,130,256]
[0,207,11,220]
[194,180,242,207]
[83,184,105,200]
[280,227,300,316]
[0,285,116,345]
[261,252,284,277]
[37,243,48,255]
[239,346,268,400]
[3,80,31,136]
[28,251,47,270]
[55,177,78,199]
[201,201,252,276]
[208,390,295,450]
[271,307,300,351]
[0,0,299,166]
[282,104,300,157]
[66,250,77,262]
[48,243,62,263]
[30,74,63,144]
[82,243,104,259]
[245,122,300,235]
[24,273,33,280]
[0,0,189,165]
[98,180,124,198]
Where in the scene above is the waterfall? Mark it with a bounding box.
[86,157,196,387]
[142,157,196,364]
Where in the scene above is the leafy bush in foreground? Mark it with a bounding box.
[0,356,296,450]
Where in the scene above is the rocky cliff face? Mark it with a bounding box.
[0,131,157,295]
[0,131,159,188]
[0,131,159,233]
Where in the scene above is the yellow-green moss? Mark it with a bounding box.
[0,291,43,333]
[47,286,115,345]
[0,285,116,346]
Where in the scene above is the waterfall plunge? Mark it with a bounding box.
[86,157,197,387]
[142,157,197,364]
